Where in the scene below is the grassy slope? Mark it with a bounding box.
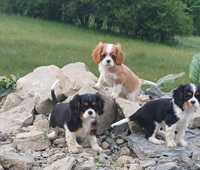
[0,15,200,86]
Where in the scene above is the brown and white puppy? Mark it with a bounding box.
[92,42,155,101]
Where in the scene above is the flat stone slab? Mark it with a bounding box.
[128,129,200,159]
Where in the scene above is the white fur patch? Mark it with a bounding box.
[106,44,113,54]
[148,136,164,145]
[51,80,59,90]
[111,118,129,128]
[172,100,183,119]
[82,108,96,119]
[191,83,196,92]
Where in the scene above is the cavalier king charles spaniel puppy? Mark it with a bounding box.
[111,84,200,147]
[48,80,104,153]
[92,42,155,101]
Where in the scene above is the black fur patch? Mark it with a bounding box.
[129,98,179,139]
[49,93,104,132]
[128,84,200,139]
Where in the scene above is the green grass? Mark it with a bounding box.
[0,14,200,85]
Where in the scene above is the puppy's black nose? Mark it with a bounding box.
[88,111,93,115]
[106,60,111,64]
[191,100,196,105]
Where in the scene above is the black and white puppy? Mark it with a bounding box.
[111,84,200,147]
[48,80,104,153]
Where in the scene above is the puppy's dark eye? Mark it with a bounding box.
[187,92,193,96]
[83,102,89,106]
[195,92,200,96]
[92,102,96,106]
[111,54,116,59]
[101,53,106,58]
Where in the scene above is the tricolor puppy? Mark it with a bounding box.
[92,42,156,101]
[48,80,104,153]
[111,84,200,147]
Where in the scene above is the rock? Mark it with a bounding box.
[76,157,96,170]
[102,141,110,149]
[114,98,140,132]
[97,153,111,167]
[116,138,125,145]
[192,151,200,161]
[47,153,66,164]
[116,156,136,167]
[14,129,49,152]
[33,114,49,131]
[53,137,65,147]
[127,131,200,159]
[0,65,71,133]
[139,159,156,169]
[44,157,76,170]
[119,146,131,156]
[154,162,179,170]
[129,163,142,170]
[95,92,123,135]
[0,144,16,154]
[61,62,97,90]
[98,153,108,162]
[193,163,200,170]
[0,97,36,134]
[115,98,140,118]
[0,131,9,142]
[0,152,34,170]
[189,115,200,129]
[1,93,23,111]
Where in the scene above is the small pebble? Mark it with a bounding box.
[116,138,125,145]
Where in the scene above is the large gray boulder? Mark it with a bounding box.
[44,157,76,170]
[0,152,34,170]
[61,62,97,90]
[13,128,49,152]
[0,65,71,133]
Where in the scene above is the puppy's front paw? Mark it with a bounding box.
[95,83,101,89]
[167,141,177,148]
[76,144,83,149]
[177,140,187,147]
[68,146,81,153]
[148,137,165,145]
[111,93,118,99]
[92,145,103,152]
[47,130,57,140]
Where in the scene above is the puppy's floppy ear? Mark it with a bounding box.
[92,42,104,64]
[196,85,200,101]
[115,43,124,65]
[95,93,104,115]
[69,94,81,114]
[173,85,185,109]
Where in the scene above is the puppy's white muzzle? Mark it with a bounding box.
[102,56,114,67]
[189,97,200,109]
[82,108,96,119]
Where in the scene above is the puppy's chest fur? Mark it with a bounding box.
[99,67,118,86]
[75,119,96,138]
[99,64,141,92]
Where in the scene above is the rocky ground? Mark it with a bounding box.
[1,62,200,170]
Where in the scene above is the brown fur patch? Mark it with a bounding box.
[112,44,124,65]
[92,42,124,65]
[90,121,97,135]
[183,101,193,109]
[92,42,104,64]
[108,64,141,93]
